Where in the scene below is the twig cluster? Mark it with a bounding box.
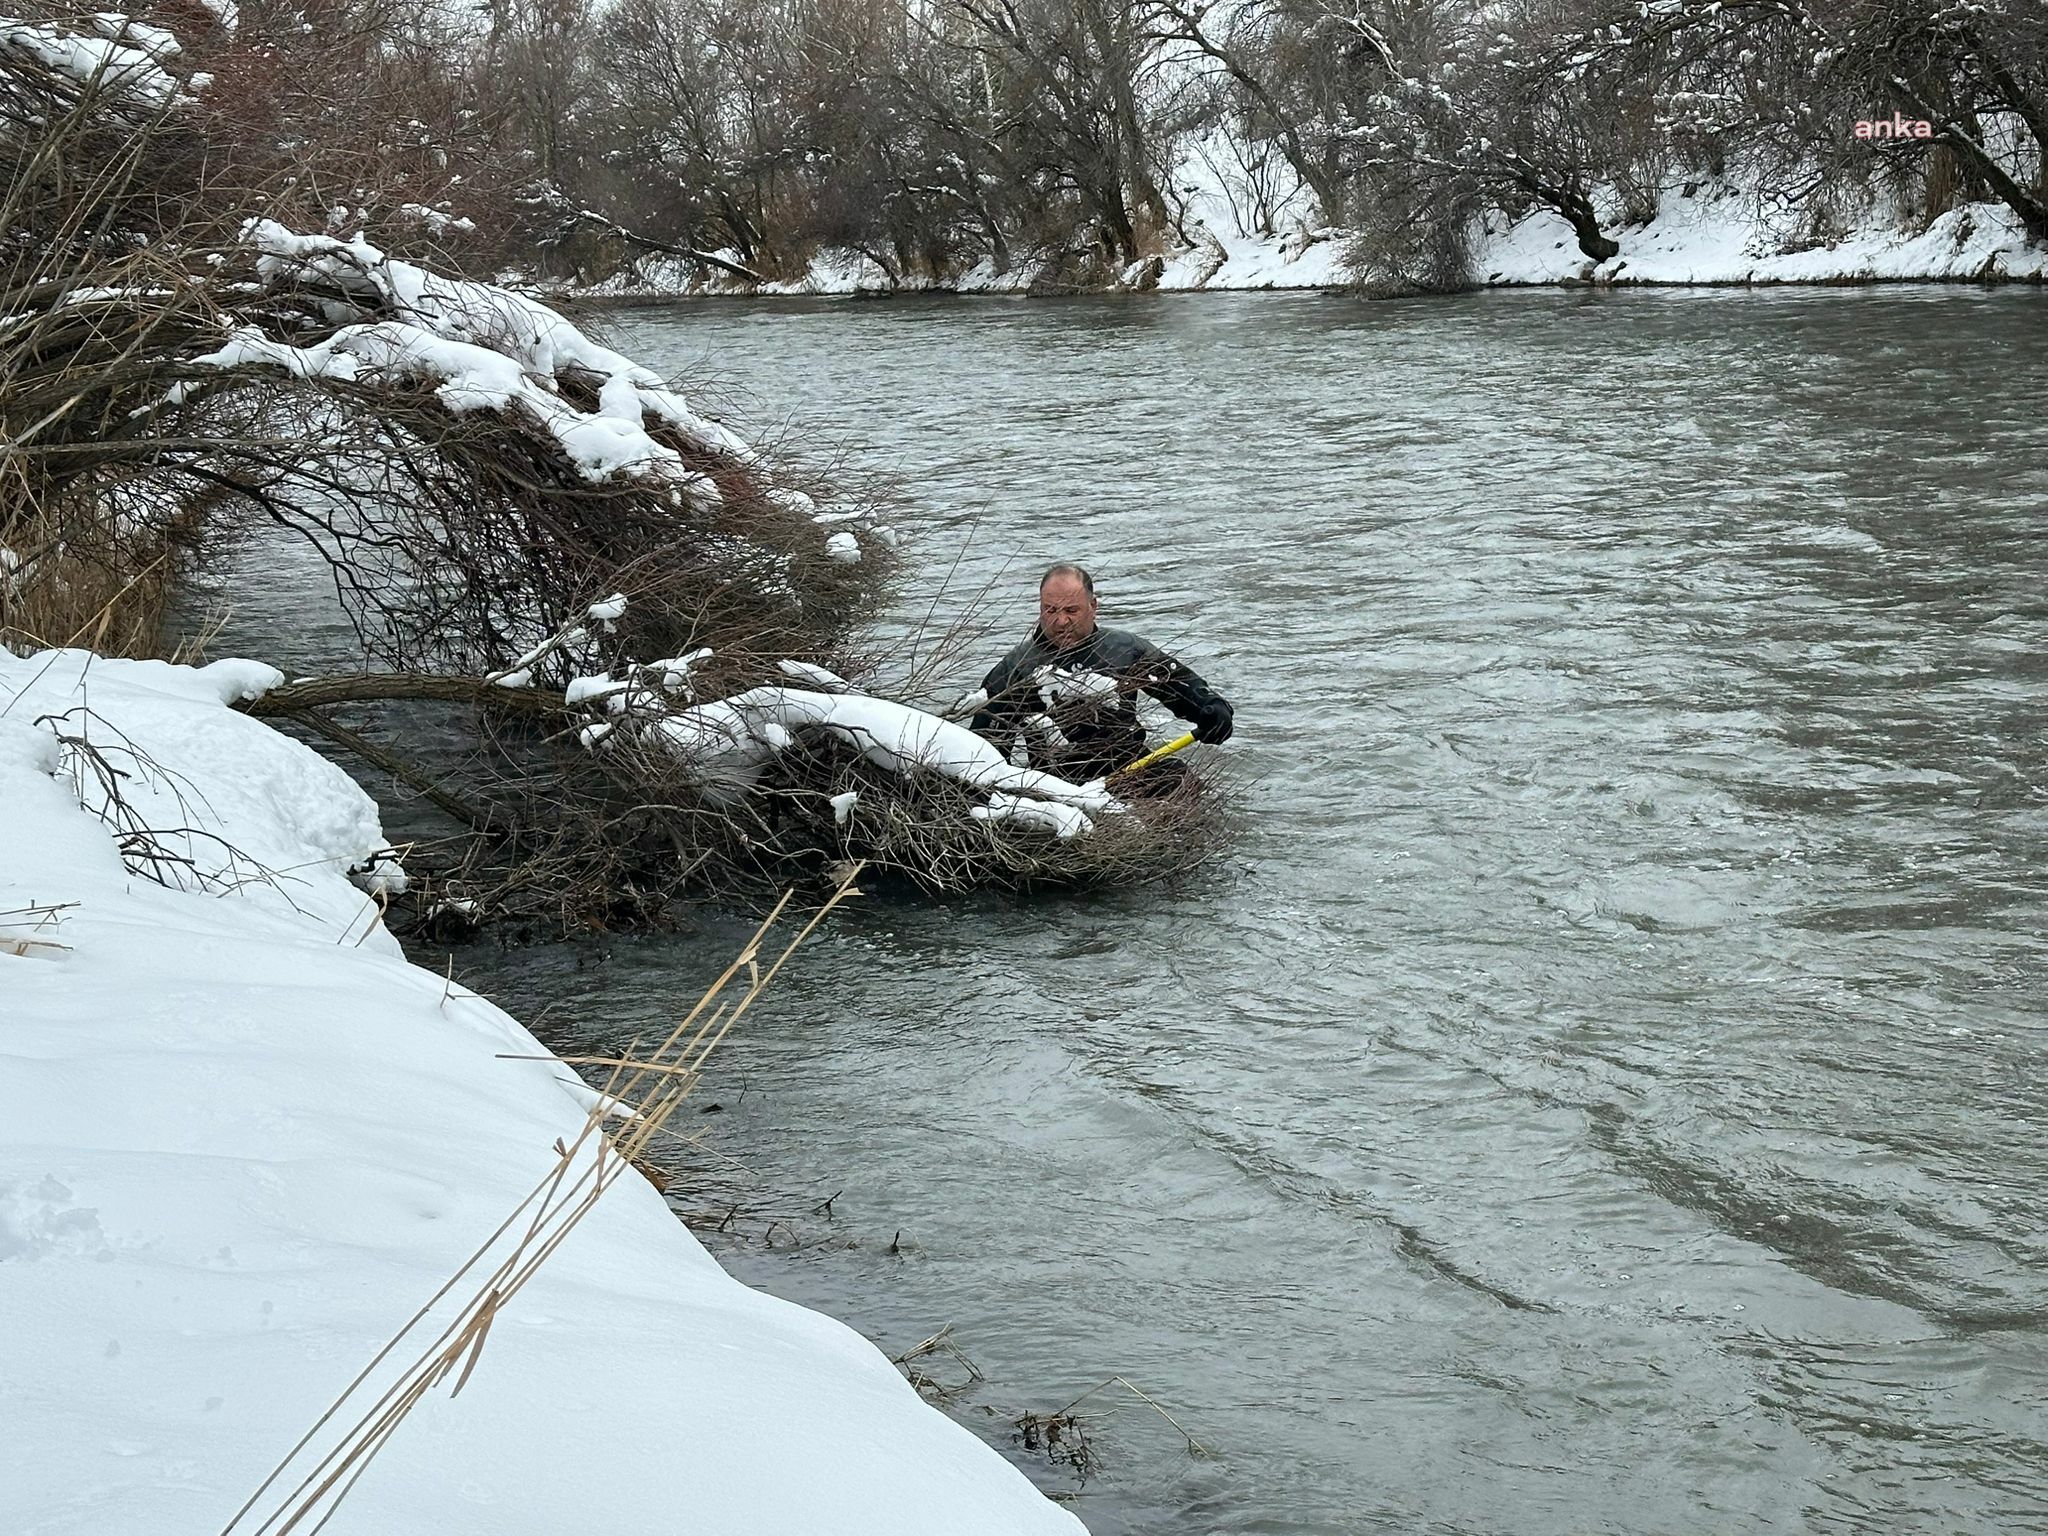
[31,702,295,903]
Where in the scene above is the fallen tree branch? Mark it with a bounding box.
[236,673,576,720]
[563,209,766,283]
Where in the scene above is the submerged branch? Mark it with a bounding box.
[273,706,501,834]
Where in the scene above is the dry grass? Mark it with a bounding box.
[220,870,862,1536]
[0,495,191,658]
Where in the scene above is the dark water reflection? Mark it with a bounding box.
[286,289,2048,1533]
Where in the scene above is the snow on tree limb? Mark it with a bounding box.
[190,219,765,493]
[0,18,187,110]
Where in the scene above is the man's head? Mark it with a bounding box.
[1038,563,1099,650]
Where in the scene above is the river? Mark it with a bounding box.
[274,288,2048,1533]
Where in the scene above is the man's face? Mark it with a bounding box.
[1039,573,1098,650]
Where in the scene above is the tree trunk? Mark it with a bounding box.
[1564,201,1622,263]
[1081,0,1166,242]
[234,673,575,719]
[566,212,765,282]
[1924,143,1960,223]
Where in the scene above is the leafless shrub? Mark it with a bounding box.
[1347,174,1480,295]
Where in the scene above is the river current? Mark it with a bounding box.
[272,289,2048,1533]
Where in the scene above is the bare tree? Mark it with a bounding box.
[931,0,1178,272]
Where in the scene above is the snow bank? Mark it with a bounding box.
[563,160,2045,300]
[1150,129,1352,293]
[720,183,2047,295]
[0,648,1082,1536]
[1152,227,1351,291]
[1475,183,2048,286]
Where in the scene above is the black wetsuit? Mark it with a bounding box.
[969,624,1233,781]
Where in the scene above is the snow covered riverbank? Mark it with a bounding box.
[1471,184,2048,288]
[565,188,2045,299]
[0,649,1081,1535]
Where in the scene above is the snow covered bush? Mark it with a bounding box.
[541,662,1243,898]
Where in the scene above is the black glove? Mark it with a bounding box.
[1191,702,1233,745]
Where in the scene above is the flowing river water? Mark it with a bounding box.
[239,288,2048,1533]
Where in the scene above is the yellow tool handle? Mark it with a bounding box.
[1118,730,1196,776]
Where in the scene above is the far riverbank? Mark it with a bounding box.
[544,187,2046,303]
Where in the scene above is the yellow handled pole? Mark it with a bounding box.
[1117,730,1196,777]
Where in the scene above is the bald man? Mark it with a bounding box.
[970,562,1234,783]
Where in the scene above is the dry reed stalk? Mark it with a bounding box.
[1048,1374,1211,1457]
[220,868,863,1536]
[1,936,70,957]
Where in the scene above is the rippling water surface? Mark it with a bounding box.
[348,290,2048,1532]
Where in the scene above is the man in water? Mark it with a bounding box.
[969,563,1234,783]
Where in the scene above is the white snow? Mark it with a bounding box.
[243,222,754,459]
[1,651,387,934]
[197,220,755,493]
[191,318,723,494]
[971,792,1095,840]
[640,647,713,698]
[0,648,1083,1536]
[563,671,626,706]
[757,247,951,298]
[195,655,284,703]
[88,13,181,58]
[1026,711,1071,751]
[0,17,184,106]
[395,202,478,237]
[1152,227,1351,292]
[1149,130,1352,292]
[618,685,1125,826]
[1474,182,2048,286]
[1033,665,1121,709]
[777,658,852,691]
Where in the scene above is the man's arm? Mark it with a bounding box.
[1133,643,1233,744]
[969,650,1032,738]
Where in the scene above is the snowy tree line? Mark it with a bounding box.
[453,0,2047,288]
[5,0,2032,290]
